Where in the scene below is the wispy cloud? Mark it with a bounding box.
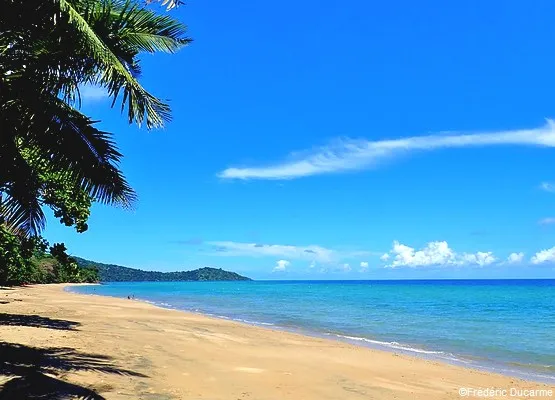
[219,120,555,180]
[80,85,108,101]
[539,218,555,225]
[382,240,496,268]
[540,182,555,193]
[318,263,355,274]
[206,241,375,263]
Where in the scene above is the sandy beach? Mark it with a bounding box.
[0,284,553,399]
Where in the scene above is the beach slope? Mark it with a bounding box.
[0,284,553,399]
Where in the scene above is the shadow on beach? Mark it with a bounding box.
[0,315,148,399]
[0,342,148,399]
[0,313,81,330]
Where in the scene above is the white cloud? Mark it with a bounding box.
[539,217,555,225]
[80,85,108,101]
[218,120,555,180]
[272,259,290,272]
[342,263,351,272]
[531,247,555,264]
[507,252,525,264]
[462,252,497,267]
[359,261,369,271]
[208,241,376,263]
[386,241,455,268]
[540,182,555,193]
[383,240,496,268]
[380,253,390,261]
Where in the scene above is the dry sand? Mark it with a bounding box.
[0,284,553,399]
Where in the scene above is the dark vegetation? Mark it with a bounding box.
[76,257,252,282]
[0,1,191,398]
[1,0,189,287]
[0,228,99,285]
[1,0,189,236]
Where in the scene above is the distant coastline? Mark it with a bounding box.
[75,257,251,282]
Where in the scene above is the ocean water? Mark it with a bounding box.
[69,280,555,382]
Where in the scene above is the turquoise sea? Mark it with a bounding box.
[69,279,555,383]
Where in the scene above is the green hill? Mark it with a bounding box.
[75,257,251,282]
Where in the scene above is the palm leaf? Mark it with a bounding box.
[24,94,137,208]
[1,0,190,235]
[114,2,191,53]
[59,0,171,128]
[0,142,46,237]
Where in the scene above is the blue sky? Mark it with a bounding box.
[45,0,555,279]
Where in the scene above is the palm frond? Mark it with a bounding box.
[1,193,46,238]
[24,94,137,208]
[115,3,191,53]
[59,0,171,128]
[1,0,190,235]
[2,81,136,208]
[0,143,46,237]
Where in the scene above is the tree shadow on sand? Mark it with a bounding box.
[0,342,148,399]
[0,313,81,330]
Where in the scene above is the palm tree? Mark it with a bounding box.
[0,0,190,235]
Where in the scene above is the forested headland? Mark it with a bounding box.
[76,257,251,282]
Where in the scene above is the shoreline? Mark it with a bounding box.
[1,284,554,399]
[67,283,555,385]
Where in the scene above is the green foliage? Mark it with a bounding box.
[0,0,190,236]
[0,228,99,285]
[0,226,33,284]
[40,171,92,233]
[75,257,252,282]
[50,243,81,282]
[0,0,188,284]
